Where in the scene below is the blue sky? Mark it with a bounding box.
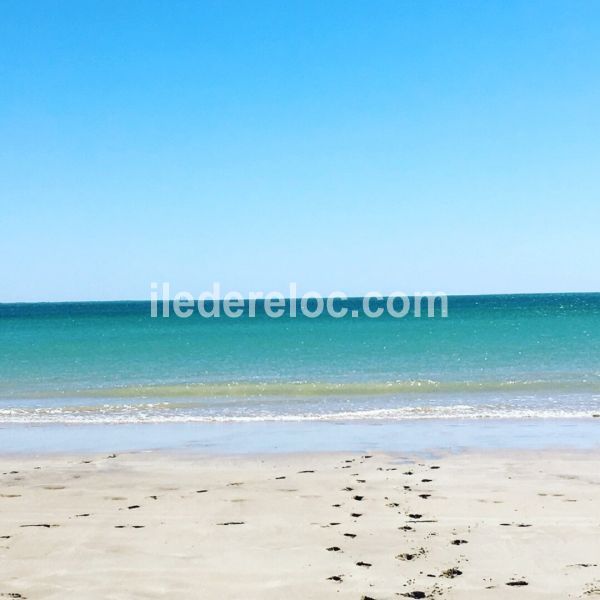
[1,1,599,301]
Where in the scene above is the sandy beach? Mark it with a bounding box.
[1,450,599,599]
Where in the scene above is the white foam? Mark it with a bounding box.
[0,405,597,424]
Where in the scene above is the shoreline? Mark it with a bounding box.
[2,445,600,464]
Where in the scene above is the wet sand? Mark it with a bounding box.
[1,450,599,599]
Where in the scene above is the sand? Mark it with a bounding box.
[1,449,599,599]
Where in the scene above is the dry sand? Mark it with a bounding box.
[1,450,599,599]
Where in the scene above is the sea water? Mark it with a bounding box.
[1,294,599,452]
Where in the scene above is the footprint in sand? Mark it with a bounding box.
[583,584,600,596]
[397,553,418,561]
[398,553,415,562]
[440,567,462,578]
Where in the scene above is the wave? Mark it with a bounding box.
[0,403,598,424]
[6,378,600,400]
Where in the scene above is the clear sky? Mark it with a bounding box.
[1,1,599,302]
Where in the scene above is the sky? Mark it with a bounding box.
[1,0,599,302]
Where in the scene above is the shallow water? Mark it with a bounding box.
[2,418,599,454]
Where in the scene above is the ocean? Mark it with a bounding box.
[1,293,599,428]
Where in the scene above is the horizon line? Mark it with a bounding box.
[2,291,599,306]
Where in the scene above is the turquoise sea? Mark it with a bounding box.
[1,294,599,452]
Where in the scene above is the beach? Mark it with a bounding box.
[3,0,600,596]
[2,449,599,599]
[1,298,599,597]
